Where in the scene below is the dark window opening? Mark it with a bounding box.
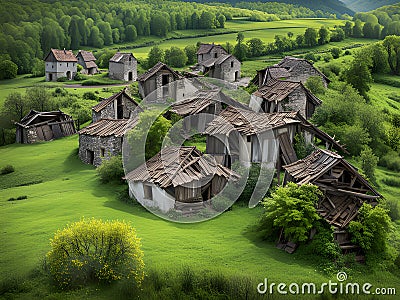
[143,184,153,200]
[162,74,169,86]
[100,148,105,157]
[214,53,218,58]
[87,150,94,165]
[231,61,234,68]
[128,72,133,81]
[117,97,124,119]
[247,136,251,143]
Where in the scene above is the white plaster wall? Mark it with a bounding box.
[249,94,262,112]
[129,181,175,213]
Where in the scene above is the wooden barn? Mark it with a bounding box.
[78,118,137,167]
[282,149,381,255]
[250,79,322,119]
[138,62,183,99]
[15,110,76,144]
[124,146,239,213]
[204,106,345,169]
[92,88,141,123]
[168,88,248,133]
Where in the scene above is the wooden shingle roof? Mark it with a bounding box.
[169,89,247,116]
[196,43,227,55]
[110,52,136,63]
[124,146,239,188]
[92,88,140,113]
[77,50,96,62]
[276,56,330,83]
[78,118,138,137]
[138,62,181,82]
[16,110,73,127]
[45,49,77,62]
[253,79,322,106]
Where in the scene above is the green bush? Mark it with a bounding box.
[305,76,326,95]
[307,221,341,260]
[359,146,378,183]
[46,218,144,289]
[383,199,400,221]
[1,164,14,175]
[82,91,98,100]
[74,72,86,81]
[56,76,68,82]
[330,47,342,59]
[97,156,124,184]
[382,177,400,187]
[379,151,400,172]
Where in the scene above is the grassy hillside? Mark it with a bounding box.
[0,135,399,299]
[342,0,400,12]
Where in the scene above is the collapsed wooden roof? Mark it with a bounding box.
[253,79,322,106]
[199,54,239,68]
[138,61,182,82]
[92,88,140,113]
[169,89,247,116]
[124,146,239,188]
[283,149,380,228]
[251,66,291,86]
[78,118,138,137]
[16,110,73,127]
[204,106,299,136]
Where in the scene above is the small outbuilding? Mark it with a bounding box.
[44,49,77,81]
[250,79,322,119]
[76,50,99,75]
[197,43,228,64]
[15,110,76,143]
[252,66,291,88]
[198,54,241,82]
[78,118,137,166]
[283,149,380,253]
[124,146,239,213]
[108,52,137,81]
[92,88,141,123]
[138,62,182,99]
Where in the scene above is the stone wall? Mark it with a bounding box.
[108,62,125,81]
[211,57,240,82]
[45,61,77,81]
[289,61,328,87]
[92,103,115,123]
[285,86,308,118]
[78,134,123,167]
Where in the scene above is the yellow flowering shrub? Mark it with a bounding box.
[46,218,144,289]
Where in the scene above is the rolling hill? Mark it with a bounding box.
[342,0,400,12]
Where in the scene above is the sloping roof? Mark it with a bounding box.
[77,50,96,62]
[169,89,248,116]
[92,88,140,113]
[78,118,138,137]
[283,149,380,195]
[215,54,239,65]
[204,106,300,136]
[199,54,240,68]
[276,56,330,83]
[85,61,98,69]
[16,110,72,127]
[267,66,291,79]
[124,146,239,188]
[197,43,227,55]
[45,49,77,62]
[253,79,322,106]
[138,62,182,82]
[110,52,136,63]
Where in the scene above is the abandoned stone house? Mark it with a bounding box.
[204,106,345,169]
[78,118,137,166]
[138,62,182,99]
[76,50,99,75]
[15,110,76,143]
[92,88,141,123]
[108,52,137,81]
[253,56,330,88]
[282,149,380,256]
[250,79,322,119]
[124,146,239,213]
[44,49,77,81]
[168,88,248,133]
[197,43,228,64]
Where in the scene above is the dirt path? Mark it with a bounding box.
[63,83,129,89]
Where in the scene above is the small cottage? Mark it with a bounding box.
[44,49,77,81]
[168,88,248,133]
[78,118,137,166]
[283,149,380,254]
[15,110,76,143]
[108,52,137,81]
[250,79,322,119]
[138,62,182,99]
[92,88,141,123]
[124,146,239,213]
[204,106,345,168]
[197,43,228,64]
[76,50,99,75]
[197,54,241,82]
[276,56,330,87]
